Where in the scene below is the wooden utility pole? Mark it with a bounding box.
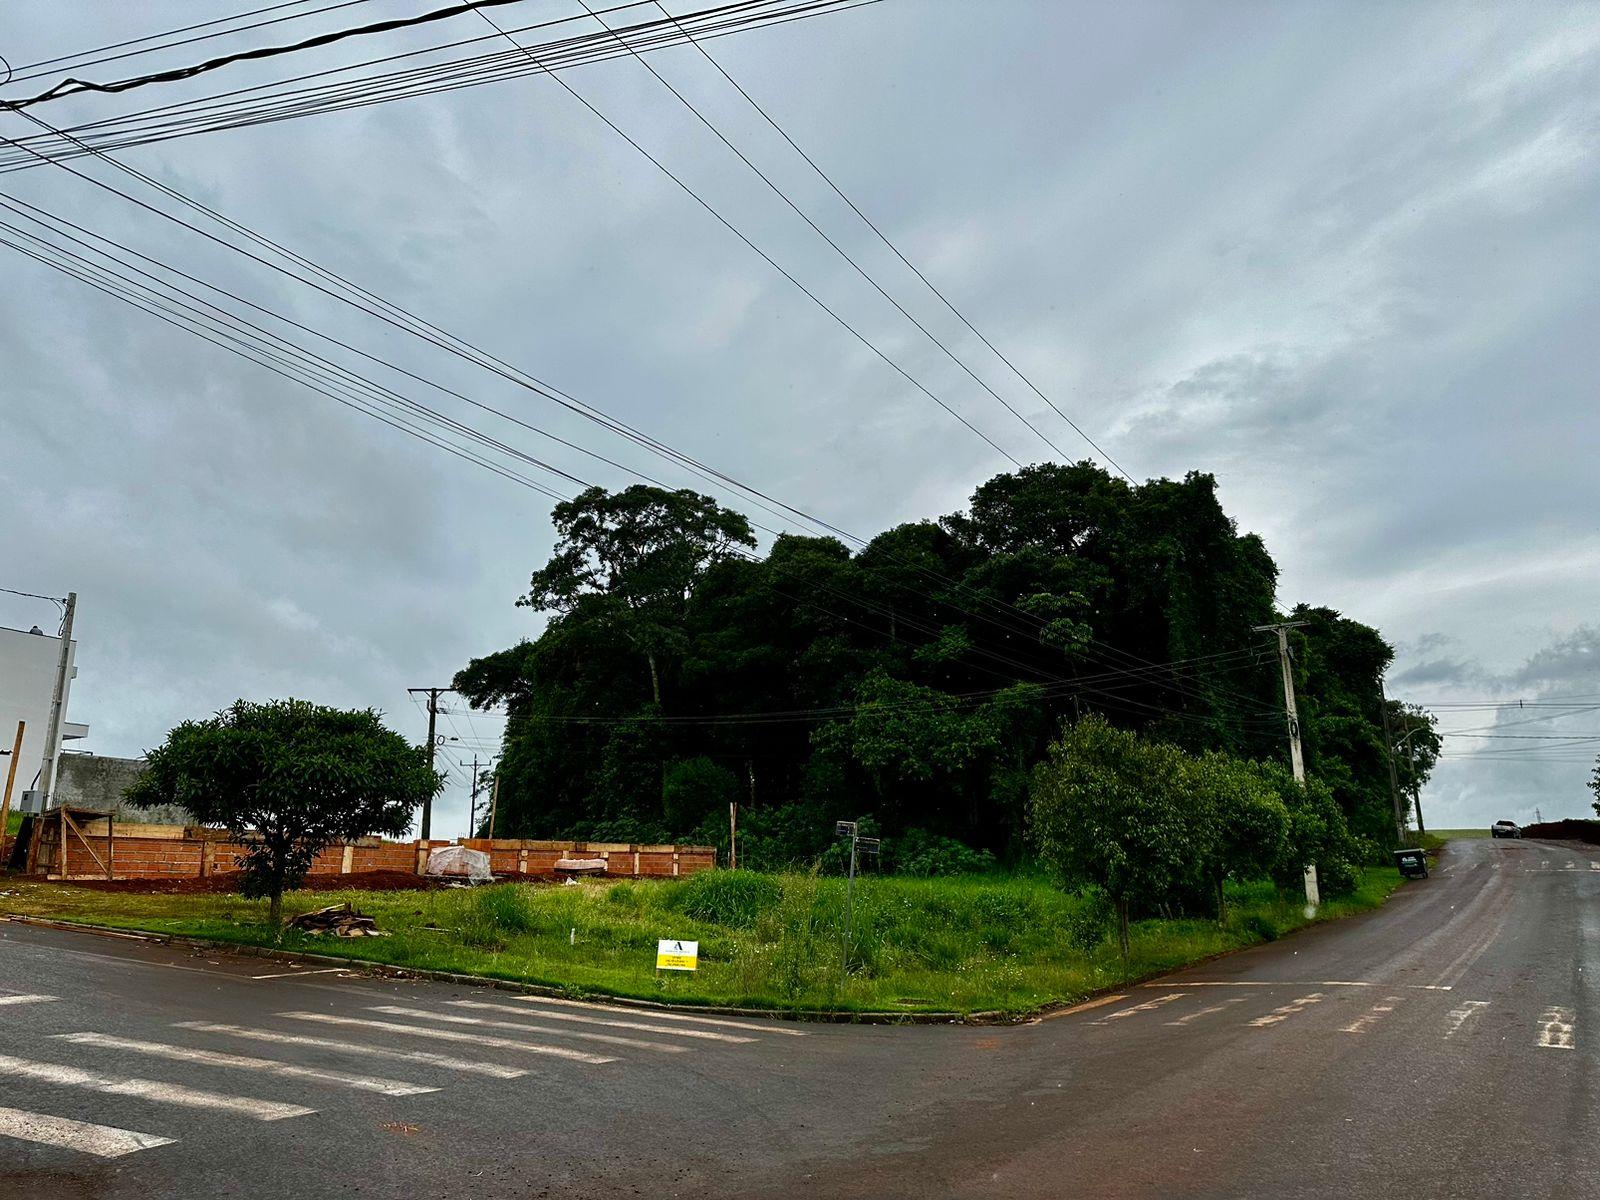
[36,592,75,805]
[408,686,445,839]
[1253,621,1318,906]
[1,721,24,863]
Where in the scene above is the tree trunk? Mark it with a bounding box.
[646,652,662,707]
[268,887,283,930]
[1215,874,1227,923]
[1115,896,1130,970]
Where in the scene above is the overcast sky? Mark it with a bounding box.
[2,1,1596,836]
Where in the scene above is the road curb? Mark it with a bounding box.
[2,914,994,1025]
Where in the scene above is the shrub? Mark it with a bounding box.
[889,829,998,877]
[667,870,781,928]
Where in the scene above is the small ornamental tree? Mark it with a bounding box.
[1030,715,1202,957]
[1185,751,1290,919]
[125,699,441,925]
[1252,760,1363,898]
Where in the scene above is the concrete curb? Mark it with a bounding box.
[3,915,994,1025]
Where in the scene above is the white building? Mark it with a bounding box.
[0,622,86,805]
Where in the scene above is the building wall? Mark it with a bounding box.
[54,754,192,825]
[0,624,78,804]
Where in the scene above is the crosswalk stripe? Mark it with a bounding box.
[368,1005,688,1053]
[1090,993,1187,1025]
[0,994,57,1007]
[52,1032,439,1097]
[279,1012,617,1065]
[1248,992,1324,1028]
[173,1022,529,1079]
[0,1053,313,1121]
[1537,1006,1575,1050]
[448,1000,756,1043]
[516,995,809,1036]
[1164,999,1245,1026]
[0,1104,175,1159]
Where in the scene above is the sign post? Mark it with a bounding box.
[655,939,699,973]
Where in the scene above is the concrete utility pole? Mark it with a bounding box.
[37,592,75,806]
[487,771,500,839]
[408,686,446,840]
[1379,679,1407,844]
[465,755,481,837]
[1253,620,1318,906]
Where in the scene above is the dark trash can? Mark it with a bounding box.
[1394,848,1428,879]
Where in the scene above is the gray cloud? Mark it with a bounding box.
[2,1,1597,834]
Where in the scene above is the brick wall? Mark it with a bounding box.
[20,814,715,883]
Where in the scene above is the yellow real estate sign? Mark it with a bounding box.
[656,939,699,971]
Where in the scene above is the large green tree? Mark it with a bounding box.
[125,700,440,925]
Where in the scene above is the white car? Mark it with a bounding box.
[1490,820,1522,839]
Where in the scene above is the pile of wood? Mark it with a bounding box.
[288,902,386,937]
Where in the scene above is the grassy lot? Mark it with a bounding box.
[1416,828,1489,853]
[0,868,1404,1016]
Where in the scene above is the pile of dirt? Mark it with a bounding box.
[54,870,449,895]
[1520,819,1600,844]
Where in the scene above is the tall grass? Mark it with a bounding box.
[0,867,1403,1015]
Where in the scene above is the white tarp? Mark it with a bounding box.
[425,845,493,883]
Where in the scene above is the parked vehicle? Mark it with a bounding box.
[1491,820,1522,839]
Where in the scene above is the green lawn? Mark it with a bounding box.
[0,867,1404,1016]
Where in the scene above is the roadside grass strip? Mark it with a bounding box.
[174,1021,529,1079]
[1339,996,1403,1035]
[1443,1001,1489,1039]
[1247,992,1324,1027]
[278,1011,617,1064]
[1089,993,1187,1026]
[1537,1007,1575,1050]
[0,1053,314,1120]
[0,1104,175,1158]
[368,1005,687,1053]
[517,995,810,1036]
[447,999,757,1043]
[52,1032,439,1096]
[0,994,57,1006]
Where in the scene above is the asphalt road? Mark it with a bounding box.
[0,835,1595,1199]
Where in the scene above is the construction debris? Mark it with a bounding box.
[554,857,607,877]
[288,902,387,937]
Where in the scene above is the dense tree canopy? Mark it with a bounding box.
[457,464,1430,868]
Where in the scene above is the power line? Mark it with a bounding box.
[4,0,530,109]
[644,0,1133,480]
[6,1,372,85]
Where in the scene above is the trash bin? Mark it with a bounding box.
[1394,848,1428,880]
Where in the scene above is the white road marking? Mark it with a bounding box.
[1248,992,1325,1027]
[1590,862,1599,871]
[1090,993,1187,1025]
[448,999,755,1043]
[0,994,57,1006]
[0,1105,175,1159]
[250,967,351,980]
[280,1012,617,1064]
[0,1053,313,1121]
[1443,1000,1489,1039]
[368,1005,686,1053]
[519,995,809,1036]
[1340,995,1403,1034]
[1165,998,1246,1026]
[1538,1007,1575,1050]
[53,1032,438,1096]
[174,1021,529,1079]
[1565,862,1576,870]
[1141,981,1451,991]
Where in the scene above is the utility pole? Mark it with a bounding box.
[407,686,446,840]
[1253,620,1317,906]
[1379,679,1407,844]
[1,721,24,861]
[488,770,501,839]
[464,755,481,838]
[834,820,880,969]
[37,592,75,806]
